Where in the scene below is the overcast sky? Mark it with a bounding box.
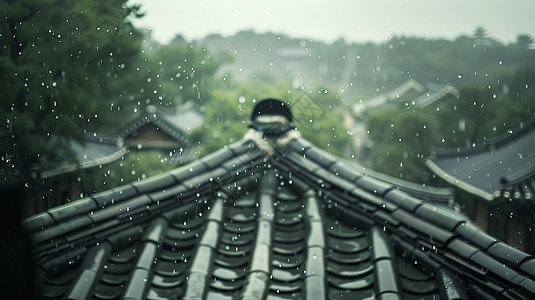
[130,0,535,44]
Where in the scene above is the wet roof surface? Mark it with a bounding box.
[117,102,205,140]
[39,134,128,179]
[38,104,205,179]
[352,79,459,117]
[426,117,535,201]
[23,132,535,299]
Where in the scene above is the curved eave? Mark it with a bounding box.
[425,158,494,201]
[40,147,129,180]
[117,109,202,144]
[342,158,454,203]
[152,118,189,141]
[414,85,459,107]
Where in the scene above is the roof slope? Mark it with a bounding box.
[23,102,535,299]
[39,134,128,179]
[426,117,535,201]
[117,103,204,143]
[352,79,459,117]
[38,103,205,179]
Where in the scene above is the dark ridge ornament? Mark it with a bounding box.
[249,98,295,137]
[250,98,293,122]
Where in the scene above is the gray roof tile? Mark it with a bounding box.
[414,203,466,231]
[357,175,393,196]
[32,215,93,244]
[375,259,399,294]
[455,222,497,250]
[384,189,422,212]
[520,259,535,277]
[329,162,362,183]
[89,195,151,223]
[435,268,469,300]
[132,173,177,194]
[39,134,128,179]
[427,117,535,201]
[304,146,338,168]
[21,212,54,232]
[49,198,98,222]
[446,237,480,259]
[487,242,531,268]
[391,209,454,244]
[470,251,523,283]
[519,278,535,295]
[91,184,138,208]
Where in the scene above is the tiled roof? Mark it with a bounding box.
[117,103,204,143]
[426,117,535,201]
[340,157,456,205]
[412,85,460,107]
[38,104,205,179]
[352,79,458,117]
[23,101,535,299]
[39,134,128,179]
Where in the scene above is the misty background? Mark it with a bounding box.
[131,0,535,45]
[1,0,534,208]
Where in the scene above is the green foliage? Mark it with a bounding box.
[3,12,534,195]
[191,74,291,155]
[1,0,146,177]
[367,106,439,181]
[1,1,230,185]
[516,34,534,49]
[191,74,351,157]
[142,41,231,106]
[434,79,535,147]
[297,90,351,157]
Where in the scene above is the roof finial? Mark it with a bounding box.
[250,98,293,123]
[249,98,295,137]
[245,98,300,154]
[145,105,157,114]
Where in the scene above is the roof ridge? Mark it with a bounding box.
[340,157,455,202]
[40,146,128,180]
[23,139,266,254]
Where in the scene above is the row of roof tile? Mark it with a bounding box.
[23,131,535,299]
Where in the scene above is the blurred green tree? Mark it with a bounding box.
[191,73,351,157]
[516,34,534,49]
[82,150,175,194]
[367,106,439,181]
[0,0,146,181]
[434,82,534,147]
[143,41,231,107]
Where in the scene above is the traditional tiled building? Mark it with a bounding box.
[24,103,204,217]
[351,79,459,118]
[426,117,535,253]
[117,102,204,155]
[22,99,535,299]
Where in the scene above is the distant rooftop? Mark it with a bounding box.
[38,134,127,180]
[352,79,459,117]
[426,117,535,202]
[38,102,204,179]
